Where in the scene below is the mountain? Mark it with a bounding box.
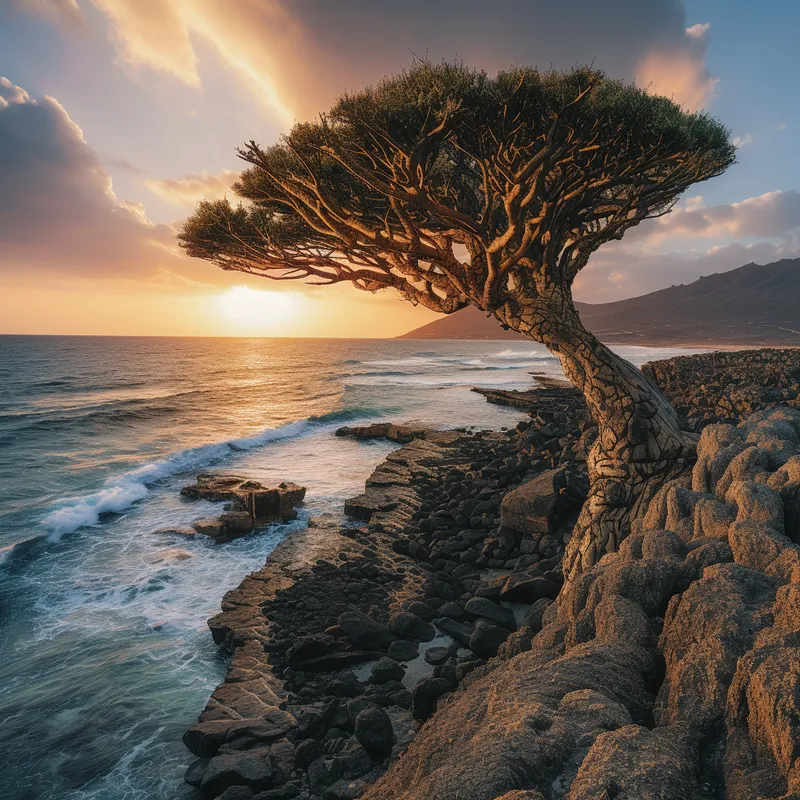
[398,258,800,346]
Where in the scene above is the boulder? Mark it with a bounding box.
[199,750,279,798]
[387,639,419,662]
[469,619,510,659]
[182,475,306,523]
[464,597,516,629]
[433,617,473,648]
[501,573,560,603]
[371,657,405,685]
[500,469,559,536]
[388,611,436,641]
[337,611,394,650]
[412,677,454,721]
[193,512,254,543]
[424,646,450,666]
[354,707,395,759]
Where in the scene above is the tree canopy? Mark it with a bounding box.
[180,62,735,313]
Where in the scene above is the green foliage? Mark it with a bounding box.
[179,61,736,309]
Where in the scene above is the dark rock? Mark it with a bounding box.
[200,750,278,798]
[469,619,510,659]
[330,671,364,698]
[184,757,210,788]
[424,646,450,666]
[354,707,395,759]
[412,677,454,721]
[433,617,473,648]
[217,787,255,800]
[371,657,405,684]
[464,597,516,629]
[500,573,560,603]
[520,598,553,634]
[405,601,435,621]
[388,611,436,641]
[346,697,376,728]
[387,639,419,662]
[337,611,393,650]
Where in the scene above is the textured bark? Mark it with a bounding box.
[495,282,693,581]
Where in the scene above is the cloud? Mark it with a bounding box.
[26,0,719,125]
[635,22,717,111]
[0,77,187,280]
[11,0,84,28]
[573,190,800,302]
[146,169,238,205]
[643,190,800,242]
[732,133,754,147]
[576,239,800,303]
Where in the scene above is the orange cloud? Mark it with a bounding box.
[0,77,185,280]
[25,1,719,125]
[146,169,238,205]
[636,23,717,111]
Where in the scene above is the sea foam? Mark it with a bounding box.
[43,419,311,537]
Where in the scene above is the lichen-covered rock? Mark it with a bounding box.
[360,407,800,800]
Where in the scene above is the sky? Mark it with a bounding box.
[0,0,798,337]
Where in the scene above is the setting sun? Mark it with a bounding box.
[217,286,302,328]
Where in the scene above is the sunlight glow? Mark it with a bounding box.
[217,286,301,328]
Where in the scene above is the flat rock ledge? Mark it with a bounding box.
[181,475,306,543]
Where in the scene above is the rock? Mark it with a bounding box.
[354,707,395,759]
[182,475,306,522]
[336,423,431,443]
[464,596,516,629]
[217,787,256,800]
[185,757,210,788]
[500,469,560,535]
[424,646,450,666]
[387,639,419,662]
[200,750,279,798]
[469,619,510,659]
[330,671,365,698]
[520,598,553,634]
[412,677,454,721]
[193,512,255,543]
[433,617,473,648]
[405,600,435,621]
[501,573,560,603]
[388,611,436,641]
[568,725,699,800]
[371,657,405,685]
[337,611,394,650]
[286,634,334,666]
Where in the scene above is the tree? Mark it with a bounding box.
[180,62,735,581]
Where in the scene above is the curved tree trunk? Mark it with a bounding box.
[495,283,694,582]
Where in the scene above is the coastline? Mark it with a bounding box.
[183,347,800,799]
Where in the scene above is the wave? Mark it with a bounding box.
[42,405,388,538]
[492,349,556,360]
[339,370,411,379]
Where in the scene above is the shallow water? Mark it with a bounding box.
[0,336,703,799]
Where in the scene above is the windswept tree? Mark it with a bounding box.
[180,63,735,580]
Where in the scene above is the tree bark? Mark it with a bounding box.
[495,283,693,582]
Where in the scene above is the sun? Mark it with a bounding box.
[217,286,301,329]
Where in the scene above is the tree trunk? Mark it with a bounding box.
[495,284,693,582]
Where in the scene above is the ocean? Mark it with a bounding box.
[0,336,703,799]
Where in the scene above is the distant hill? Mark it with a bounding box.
[398,258,800,346]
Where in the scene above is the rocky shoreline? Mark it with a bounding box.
[181,347,800,800]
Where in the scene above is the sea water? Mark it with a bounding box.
[0,336,702,799]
